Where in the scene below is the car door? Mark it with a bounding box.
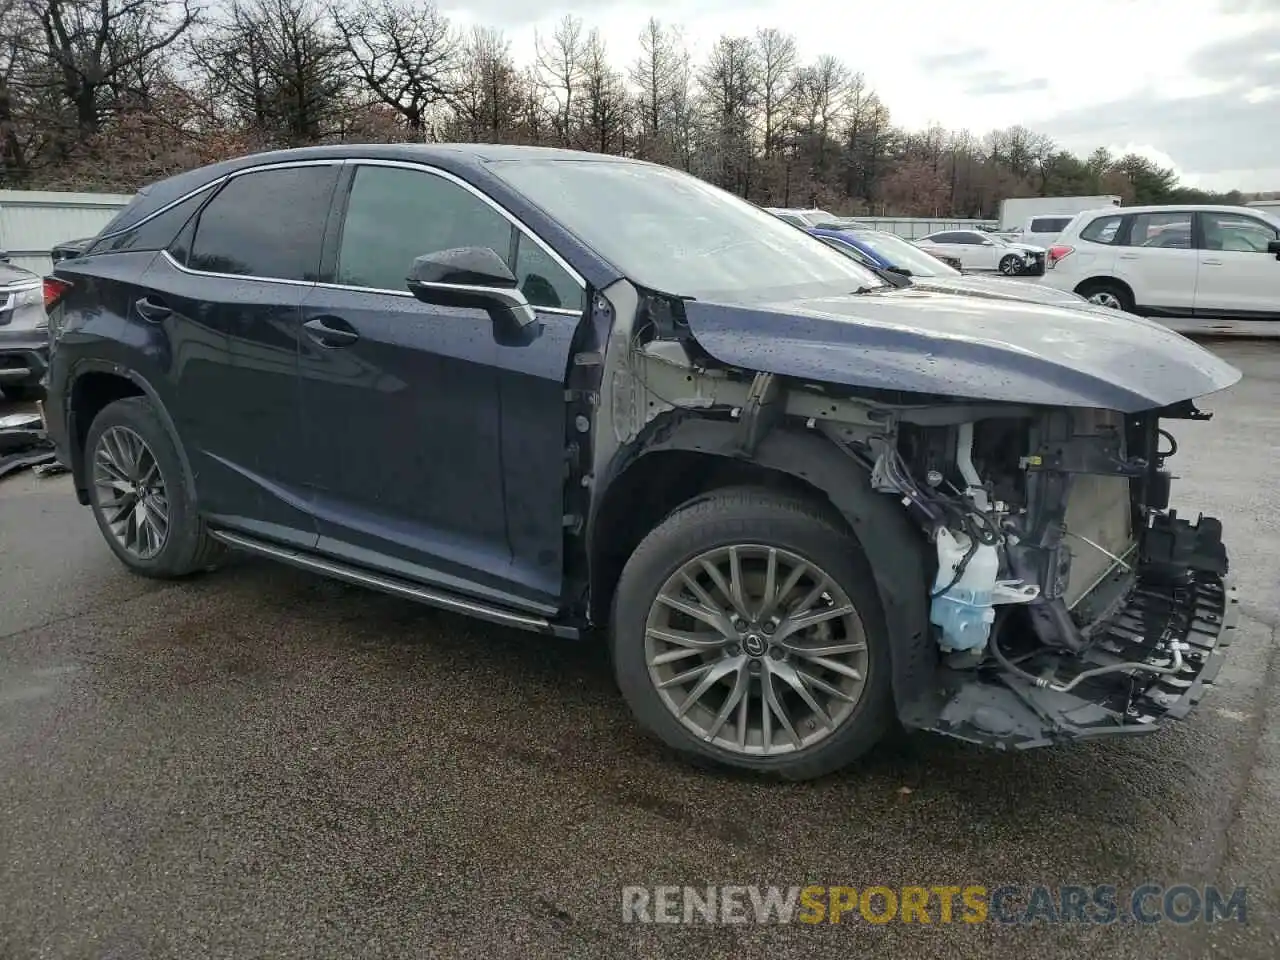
[1113,210,1198,313]
[137,162,340,547]
[1192,210,1280,318]
[956,231,1002,270]
[298,160,586,612]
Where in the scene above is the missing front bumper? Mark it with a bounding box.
[917,513,1238,750]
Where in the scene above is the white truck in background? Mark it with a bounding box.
[998,195,1123,244]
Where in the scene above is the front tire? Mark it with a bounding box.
[998,254,1022,276]
[611,488,895,780]
[84,396,225,578]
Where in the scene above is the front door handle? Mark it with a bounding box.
[303,316,359,348]
[134,296,172,322]
[1118,253,1139,261]
[1201,259,1223,266]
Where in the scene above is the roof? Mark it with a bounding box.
[103,142,646,237]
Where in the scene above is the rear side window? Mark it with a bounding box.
[1126,212,1192,249]
[91,189,212,255]
[1029,217,1071,233]
[1079,215,1123,244]
[188,166,339,281]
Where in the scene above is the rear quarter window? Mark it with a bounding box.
[1079,215,1123,244]
[1029,217,1072,233]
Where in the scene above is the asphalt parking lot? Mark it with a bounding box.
[1,340,1278,959]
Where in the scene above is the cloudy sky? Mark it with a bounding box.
[440,0,1280,191]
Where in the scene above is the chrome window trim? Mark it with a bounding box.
[160,249,314,288]
[91,159,342,245]
[146,155,587,318]
[345,158,587,291]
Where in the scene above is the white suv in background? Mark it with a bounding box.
[1041,204,1280,318]
[1015,215,1075,246]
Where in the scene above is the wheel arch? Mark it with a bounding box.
[1074,275,1133,302]
[67,362,194,506]
[588,417,936,720]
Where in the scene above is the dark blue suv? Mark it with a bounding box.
[42,144,1241,778]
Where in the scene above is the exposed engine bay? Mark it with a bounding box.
[613,301,1236,749]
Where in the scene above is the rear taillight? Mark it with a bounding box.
[43,276,72,310]
[1047,244,1074,268]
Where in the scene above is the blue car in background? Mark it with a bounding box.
[804,225,1096,310]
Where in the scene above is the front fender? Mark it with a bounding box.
[632,417,937,723]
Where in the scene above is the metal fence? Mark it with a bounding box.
[0,189,134,275]
[848,217,999,239]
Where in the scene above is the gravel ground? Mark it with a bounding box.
[1,340,1277,959]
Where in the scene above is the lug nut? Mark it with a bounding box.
[761,621,776,635]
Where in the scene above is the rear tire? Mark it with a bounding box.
[1076,279,1133,312]
[611,487,895,780]
[84,396,225,578]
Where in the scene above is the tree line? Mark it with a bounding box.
[0,0,1252,214]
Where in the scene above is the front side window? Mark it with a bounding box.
[187,166,339,280]
[336,165,582,311]
[1199,211,1279,253]
[489,159,885,301]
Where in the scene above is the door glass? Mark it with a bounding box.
[1127,212,1192,249]
[336,166,515,292]
[1200,212,1279,253]
[188,166,338,280]
[512,235,585,312]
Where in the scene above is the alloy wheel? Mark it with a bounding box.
[92,425,170,560]
[1088,291,1123,309]
[644,544,869,756]
[999,256,1020,276]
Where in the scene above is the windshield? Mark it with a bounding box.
[490,160,886,301]
[855,231,960,277]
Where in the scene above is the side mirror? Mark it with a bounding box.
[1269,239,1280,261]
[981,239,995,246]
[887,265,913,277]
[0,250,9,263]
[407,246,537,330]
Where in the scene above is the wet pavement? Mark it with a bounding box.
[1,340,1278,958]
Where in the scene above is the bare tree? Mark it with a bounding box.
[14,0,197,142]
[448,25,523,142]
[331,0,456,136]
[534,13,583,146]
[190,0,348,146]
[754,28,795,158]
[697,35,761,196]
[576,28,628,154]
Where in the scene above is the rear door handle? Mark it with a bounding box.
[303,315,359,347]
[1202,259,1223,266]
[1118,253,1139,260]
[134,296,172,322]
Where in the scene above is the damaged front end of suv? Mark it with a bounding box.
[588,282,1241,754]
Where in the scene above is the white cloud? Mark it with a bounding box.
[439,0,1280,190]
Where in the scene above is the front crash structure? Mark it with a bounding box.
[615,312,1237,751]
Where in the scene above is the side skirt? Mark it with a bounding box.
[208,528,580,639]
